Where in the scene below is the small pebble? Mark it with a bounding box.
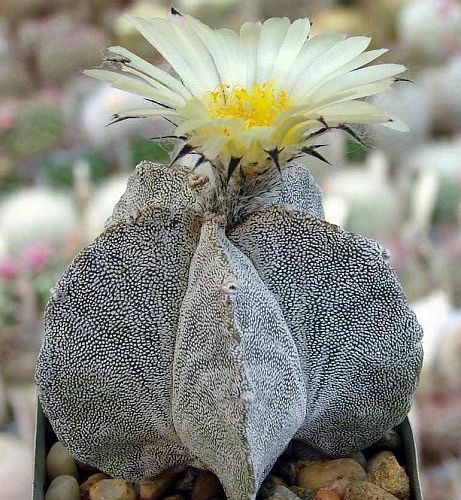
[80,473,110,499]
[313,488,341,500]
[140,470,180,500]
[45,475,80,500]
[366,453,410,500]
[288,486,313,499]
[276,460,300,484]
[345,481,399,499]
[175,468,200,494]
[46,441,79,481]
[268,485,303,499]
[89,478,136,500]
[192,471,224,500]
[348,451,367,470]
[368,452,395,472]
[260,475,287,497]
[163,496,184,500]
[326,478,350,497]
[297,459,366,491]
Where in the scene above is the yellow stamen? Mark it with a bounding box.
[204,82,293,128]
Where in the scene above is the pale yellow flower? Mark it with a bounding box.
[85,9,408,173]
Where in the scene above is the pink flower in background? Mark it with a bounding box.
[441,35,461,54]
[0,107,16,132]
[437,0,458,17]
[0,257,18,280]
[22,243,53,271]
[40,88,62,105]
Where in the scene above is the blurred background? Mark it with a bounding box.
[0,0,460,498]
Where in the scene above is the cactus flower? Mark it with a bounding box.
[37,11,423,500]
[84,9,408,173]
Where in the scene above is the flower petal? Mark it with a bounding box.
[129,16,217,97]
[255,17,291,83]
[108,45,192,100]
[383,115,410,132]
[83,69,180,107]
[169,10,221,86]
[327,48,389,79]
[285,33,347,94]
[111,107,179,120]
[309,80,394,109]
[295,36,372,95]
[240,21,262,88]
[271,18,311,84]
[318,100,391,124]
[313,64,406,98]
[182,15,240,87]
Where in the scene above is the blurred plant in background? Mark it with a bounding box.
[0,0,461,498]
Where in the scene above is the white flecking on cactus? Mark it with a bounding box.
[36,10,423,500]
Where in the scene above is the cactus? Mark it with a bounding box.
[36,12,423,500]
[37,160,422,499]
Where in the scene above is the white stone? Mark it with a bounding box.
[45,475,80,500]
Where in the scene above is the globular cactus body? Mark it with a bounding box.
[36,161,423,499]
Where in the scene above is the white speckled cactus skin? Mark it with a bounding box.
[36,161,423,500]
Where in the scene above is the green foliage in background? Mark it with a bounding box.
[433,174,461,226]
[345,136,368,162]
[131,138,172,165]
[0,101,65,158]
[40,151,110,189]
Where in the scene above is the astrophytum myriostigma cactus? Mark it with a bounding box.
[36,11,423,500]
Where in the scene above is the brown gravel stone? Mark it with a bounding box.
[276,460,301,484]
[345,481,399,499]
[297,459,366,491]
[326,477,351,497]
[45,475,80,500]
[192,471,224,500]
[175,469,200,494]
[260,475,287,497]
[366,453,410,499]
[139,470,180,500]
[368,452,395,472]
[89,478,136,500]
[162,496,184,500]
[80,473,110,499]
[348,451,367,470]
[314,488,341,500]
[46,441,79,481]
[268,485,303,499]
[288,486,313,499]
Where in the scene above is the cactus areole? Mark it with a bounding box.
[36,10,423,500]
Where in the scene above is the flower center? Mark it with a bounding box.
[204,82,293,128]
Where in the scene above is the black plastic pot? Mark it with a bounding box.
[32,403,423,499]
